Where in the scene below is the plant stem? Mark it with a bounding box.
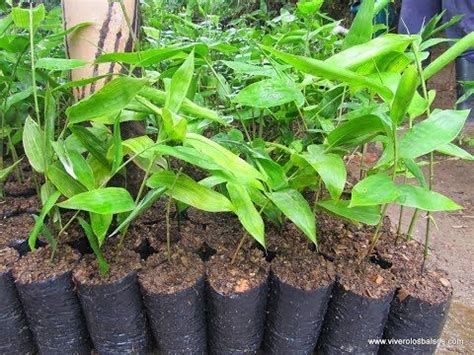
[406,208,419,240]
[165,168,182,262]
[28,3,41,124]
[231,233,247,265]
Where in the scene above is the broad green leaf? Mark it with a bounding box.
[162,107,188,141]
[138,87,224,124]
[23,116,45,173]
[397,184,462,211]
[399,109,470,159]
[327,114,386,148]
[437,143,474,160]
[227,183,265,248]
[351,174,400,207]
[343,0,374,49]
[327,34,413,70]
[317,199,381,225]
[66,77,147,123]
[222,61,275,77]
[36,58,88,71]
[256,158,288,191]
[122,135,164,172]
[47,162,87,198]
[12,4,45,29]
[269,189,316,244]
[185,133,265,185]
[166,51,194,113]
[390,65,418,125]
[233,79,304,108]
[297,0,323,15]
[262,46,393,101]
[69,126,110,168]
[109,187,166,237]
[68,150,95,190]
[111,115,123,172]
[4,88,33,112]
[78,218,109,276]
[58,188,135,214]
[147,171,234,212]
[28,191,61,251]
[150,144,220,171]
[0,159,22,182]
[90,213,113,246]
[301,145,346,200]
[404,159,427,188]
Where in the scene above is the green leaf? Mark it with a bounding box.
[58,188,135,214]
[297,0,324,15]
[399,109,470,159]
[327,34,414,70]
[23,116,45,173]
[147,171,234,212]
[68,150,95,190]
[269,189,316,244]
[222,61,275,77]
[343,0,374,49]
[397,184,462,211]
[350,174,400,207]
[78,217,109,276]
[185,133,265,186]
[262,46,393,101]
[301,145,346,200]
[111,115,123,173]
[90,213,112,246]
[109,187,166,237]
[317,199,381,225]
[150,144,220,171]
[69,126,110,169]
[28,191,61,251]
[66,77,147,123]
[36,58,88,71]
[162,107,188,141]
[227,183,265,248]
[166,51,194,113]
[4,88,33,112]
[12,4,45,29]
[47,162,87,198]
[122,136,164,172]
[233,79,304,108]
[390,65,418,125]
[404,159,427,188]
[437,143,474,160]
[0,159,22,182]
[327,114,386,148]
[255,158,288,191]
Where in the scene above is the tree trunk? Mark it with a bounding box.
[62,0,144,196]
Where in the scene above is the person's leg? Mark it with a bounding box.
[398,0,442,34]
[442,0,474,120]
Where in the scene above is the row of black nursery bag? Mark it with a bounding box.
[1,246,451,355]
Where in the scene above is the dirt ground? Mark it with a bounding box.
[387,50,474,353]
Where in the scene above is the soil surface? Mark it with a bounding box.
[12,246,79,284]
[207,246,269,296]
[73,248,141,286]
[0,196,40,218]
[0,247,19,273]
[139,246,205,294]
[0,214,34,249]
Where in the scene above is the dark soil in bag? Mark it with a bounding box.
[263,250,335,354]
[0,196,40,219]
[0,214,47,255]
[12,246,91,354]
[139,247,207,354]
[73,249,151,354]
[316,260,396,355]
[381,269,453,354]
[0,248,36,355]
[3,161,41,198]
[206,246,269,354]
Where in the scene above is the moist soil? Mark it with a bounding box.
[0,247,19,273]
[0,196,40,218]
[0,214,35,249]
[3,160,41,197]
[73,248,141,286]
[396,269,453,305]
[207,241,269,296]
[12,246,79,284]
[139,246,205,294]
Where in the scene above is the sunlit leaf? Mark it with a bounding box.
[58,188,135,214]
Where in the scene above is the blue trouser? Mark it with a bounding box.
[398,0,474,61]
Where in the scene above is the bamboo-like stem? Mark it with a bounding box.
[231,233,247,265]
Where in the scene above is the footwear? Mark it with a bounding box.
[456,56,474,121]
